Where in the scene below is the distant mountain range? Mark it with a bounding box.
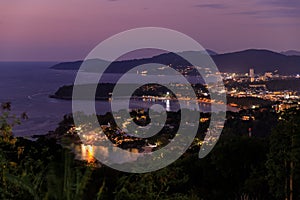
[212,49,300,74]
[51,49,300,75]
[280,50,300,56]
[205,49,218,56]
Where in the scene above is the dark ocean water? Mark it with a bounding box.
[0,62,76,136]
[0,62,233,137]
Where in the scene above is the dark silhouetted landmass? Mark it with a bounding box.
[51,49,300,75]
[213,49,300,74]
[50,83,208,100]
[51,59,110,71]
[206,49,218,55]
[280,50,300,56]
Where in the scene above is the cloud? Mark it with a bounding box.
[228,0,300,19]
[255,0,300,17]
[231,11,261,16]
[193,1,300,19]
[267,9,300,18]
[239,9,300,18]
[259,0,300,8]
[193,3,227,9]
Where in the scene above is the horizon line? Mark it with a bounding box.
[1,48,300,62]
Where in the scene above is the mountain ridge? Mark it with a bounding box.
[280,50,300,56]
[51,49,300,75]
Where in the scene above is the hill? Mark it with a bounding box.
[280,50,300,56]
[213,49,300,74]
[51,49,300,75]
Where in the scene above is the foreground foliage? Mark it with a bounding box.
[1,103,299,199]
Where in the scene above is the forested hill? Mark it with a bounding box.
[51,49,300,75]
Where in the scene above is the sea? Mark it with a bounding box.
[0,62,234,137]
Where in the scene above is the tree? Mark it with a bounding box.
[0,102,94,200]
[266,108,300,200]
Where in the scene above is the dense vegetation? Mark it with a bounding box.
[50,83,208,101]
[1,102,299,199]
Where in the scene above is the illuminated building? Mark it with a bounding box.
[249,68,255,82]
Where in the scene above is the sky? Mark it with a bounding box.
[0,0,300,61]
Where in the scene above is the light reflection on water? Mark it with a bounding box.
[80,144,96,163]
[73,143,141,165]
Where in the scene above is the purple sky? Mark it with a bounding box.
[1,0,300,61]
